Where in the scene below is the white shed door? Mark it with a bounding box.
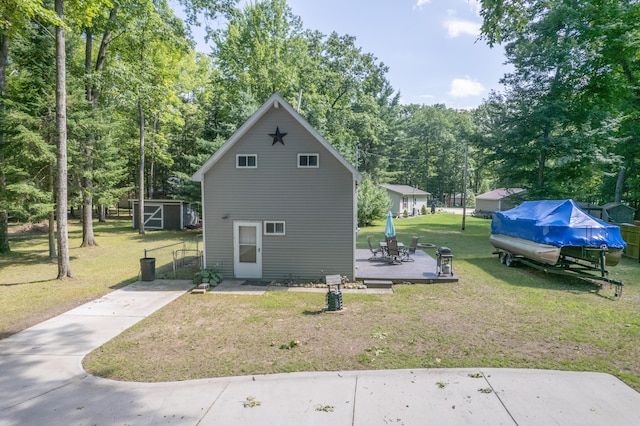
[233,221,262,279]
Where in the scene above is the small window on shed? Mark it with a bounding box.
[298,153,319,168]
[237,154,257,168]
[264,221,285,235]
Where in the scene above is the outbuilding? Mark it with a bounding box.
[131,199,195,230]
[475,188,526,216]
[191,93,362,281]
[602,202,635,224]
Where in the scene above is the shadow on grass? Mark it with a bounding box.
[465,255,618,298]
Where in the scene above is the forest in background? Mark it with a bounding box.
[1,0,638,263]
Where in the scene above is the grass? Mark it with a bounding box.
[3,213,640,391]
[87,214,639,390]
[0,217,201,338]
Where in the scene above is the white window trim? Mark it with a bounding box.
[297,153,319,168]
[264,221,286,236]
[236,154,258,168]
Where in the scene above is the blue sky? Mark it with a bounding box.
[181,0,510,109]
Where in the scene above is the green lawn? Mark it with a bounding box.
[0,218,201,338]
[85,214,639,390]
[2,214,639,391]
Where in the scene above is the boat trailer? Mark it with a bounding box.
[493,245,624,298]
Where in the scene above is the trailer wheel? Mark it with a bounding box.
[504,253,515,267]
[499,252,506,264]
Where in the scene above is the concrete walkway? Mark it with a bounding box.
[1,280,640,425]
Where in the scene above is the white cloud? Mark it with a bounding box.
[467,0,482,15]
[449,78,485,97]
[414,0,431,9]
[443,19,480,37]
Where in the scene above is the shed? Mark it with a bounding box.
[191,93,362,281]
[576,202,603,219]
[475,188,526,216]
[131,199,194,230]
[602,202,635,224]
[380,184,431,217]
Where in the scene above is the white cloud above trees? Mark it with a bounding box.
[449,77,485,97]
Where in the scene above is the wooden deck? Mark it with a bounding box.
[355,249,458,284]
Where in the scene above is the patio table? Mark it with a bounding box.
[379,241,404,260]
[379,242,404,249]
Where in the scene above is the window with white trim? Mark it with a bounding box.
[264,221,285,235]
[236,154,257,168]
[297,153,319,168]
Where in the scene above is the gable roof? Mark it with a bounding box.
[191,93,362,182]
[380,184,430,196]
[476,188,526,200]
[601,202,635,212]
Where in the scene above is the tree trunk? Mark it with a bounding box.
[48,162,57,259]
[55,0,73,279]
[614,164,625,203]
[138,96,145,235]
[537,152,545,188]
[149,115,157,198]
[0,32,10,253]
[80,28,97,247]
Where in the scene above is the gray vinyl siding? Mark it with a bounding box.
[475,199,499,212]
[202,107,356,281]
[386,193,402,216]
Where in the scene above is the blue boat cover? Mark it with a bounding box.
[491,199,627,249]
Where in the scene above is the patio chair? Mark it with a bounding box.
[401,236,419,262]
[367,236,384,261]
[385,237,402,265]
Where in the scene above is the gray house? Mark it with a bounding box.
[380,184,430,217]
[475,188,526,214]
[192,93,362,281]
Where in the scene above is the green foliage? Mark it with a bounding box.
[1,27,57,223]
[394,104,472,200]
[357,173,390,226]
[4,0,639,246]
[477,0,640,212]
[194,268,223,285]
[279,340,299,350]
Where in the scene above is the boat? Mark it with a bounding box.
[490,199,626,296]
[491,199,626,265]
[489,234,560,265]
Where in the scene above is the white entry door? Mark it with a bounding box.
[233,221,262,279]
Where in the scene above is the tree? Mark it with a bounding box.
[55,0,72,278]
[357,173,390,226]
[394,104,469,201]
[0,0,60,254]
[478,0,640,209]
[77,5,118,246]
[211,0,309,130]
[3,24,58,257]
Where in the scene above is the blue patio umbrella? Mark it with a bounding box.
[384,211,396,238]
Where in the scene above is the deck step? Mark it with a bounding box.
[363,280,394,289]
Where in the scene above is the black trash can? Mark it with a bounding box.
[140,257,156,281]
